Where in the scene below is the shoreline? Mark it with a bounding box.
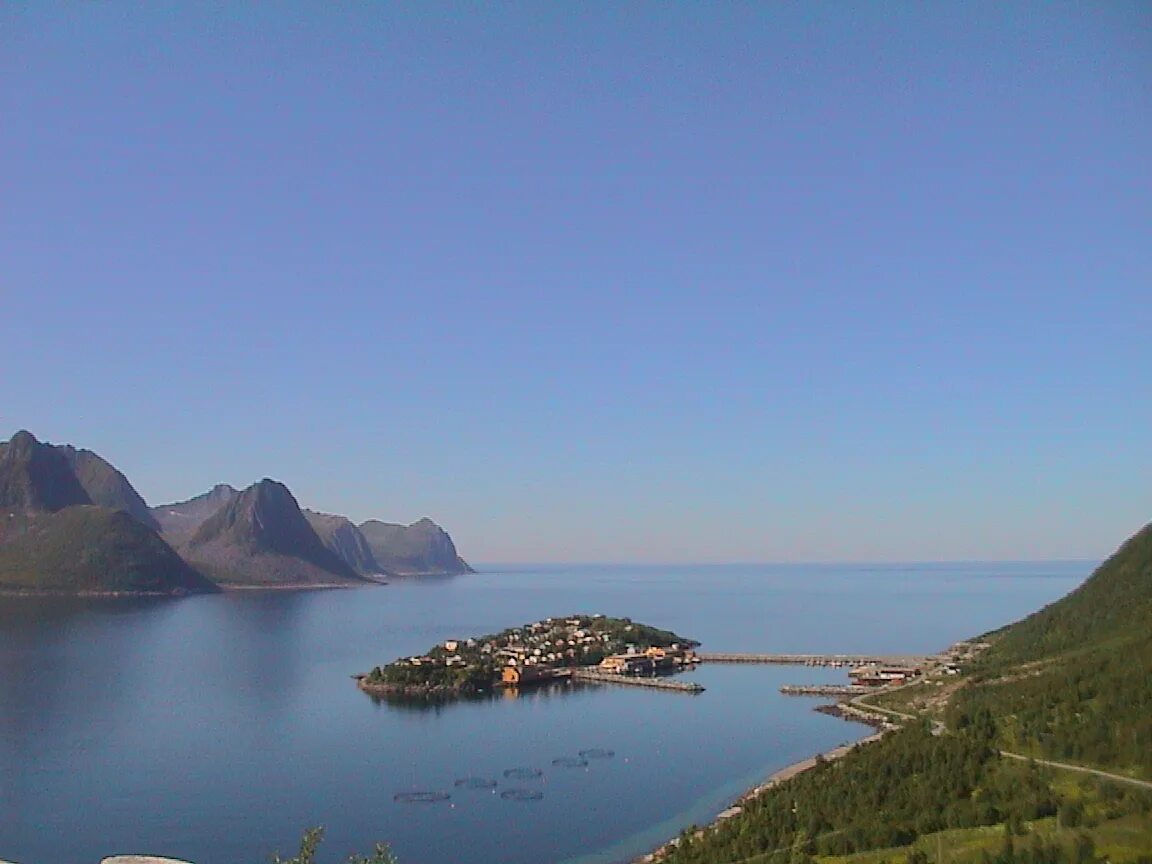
[631,706,891,864]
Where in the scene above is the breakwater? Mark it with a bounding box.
[697,652,926,667]
[571,669,705,692]
[779,684,872,697]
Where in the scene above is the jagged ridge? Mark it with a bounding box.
[56,444,159,530]
[359,517,473,576]
[183,480,365,587]
[304,510,385,576]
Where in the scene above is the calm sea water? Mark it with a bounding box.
[0,561,1089,864]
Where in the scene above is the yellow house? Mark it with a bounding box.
[502,665,548,686]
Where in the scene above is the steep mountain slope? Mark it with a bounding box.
[304,510,385,576]
[152,484,238,546]
[955,521,1152,776]
[983,522,1152,665]
[55,444,159,530]
[0,505,218,594]
[0,430,91,520]
[184,480,366,587]
[359,517,473,576]
[0,431,216,595]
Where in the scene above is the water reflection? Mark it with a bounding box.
[0,562,1089,864]
[366,680,596,713]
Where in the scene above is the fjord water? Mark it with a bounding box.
[0,562,1088,864]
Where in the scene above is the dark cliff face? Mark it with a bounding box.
[304,510,384,576]
[0,431,217,595]
[0,431,92,515]
[55,445,159,530]
[184,480,363,586]
[359,517,473,576]
[152,484,238,546]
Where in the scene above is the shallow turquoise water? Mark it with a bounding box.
[0,561,1088,864]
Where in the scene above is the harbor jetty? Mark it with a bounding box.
[572,669,705,692]
[779,684,872,697]
[698,652,926,667]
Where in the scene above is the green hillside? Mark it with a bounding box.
[982,523,1152,667]
[654,522,1152,864]
[0,505,218,595]
[950,523,1152,778]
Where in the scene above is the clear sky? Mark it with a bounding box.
[2,3,1149,563]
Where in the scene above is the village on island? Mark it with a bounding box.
[357,614,705,696]
[355,613,968,700]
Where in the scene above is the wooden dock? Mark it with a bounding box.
[697,653,926,668]
[571,669,704,693]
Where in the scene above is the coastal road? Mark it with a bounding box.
[851,691,1152,787]
[999,751,1152,791]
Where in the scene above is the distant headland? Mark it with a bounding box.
[0,430,473,595]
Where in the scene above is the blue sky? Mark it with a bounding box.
[2,3,1149,563]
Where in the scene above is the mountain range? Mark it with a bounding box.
[0,430,473,594]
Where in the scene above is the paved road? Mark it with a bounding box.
[999,751,1152,790]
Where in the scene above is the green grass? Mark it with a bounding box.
[859,681,940,717]
[816,768,1152,863]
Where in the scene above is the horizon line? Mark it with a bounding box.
[467,558,1099,568]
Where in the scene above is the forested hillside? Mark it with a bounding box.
[656,522,1152,863]
[979,523,1152,666]
[951,522,1152,778]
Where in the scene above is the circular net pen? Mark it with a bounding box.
[551,756,589,768]
[393,791,451,803]
[502,767,543,780]
[501,788,544,801]
[578,748,615,759]
[454,777,498,789]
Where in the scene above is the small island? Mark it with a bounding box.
[358,614,701,697]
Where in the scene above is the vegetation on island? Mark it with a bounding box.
[360,614,698,695]
[656,522,1152,864]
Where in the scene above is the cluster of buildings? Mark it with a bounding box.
[596,645,697,675]
[494,617,617,668]
[386,615,700,689]
[496,617,698,685]
[848,663,923,687]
